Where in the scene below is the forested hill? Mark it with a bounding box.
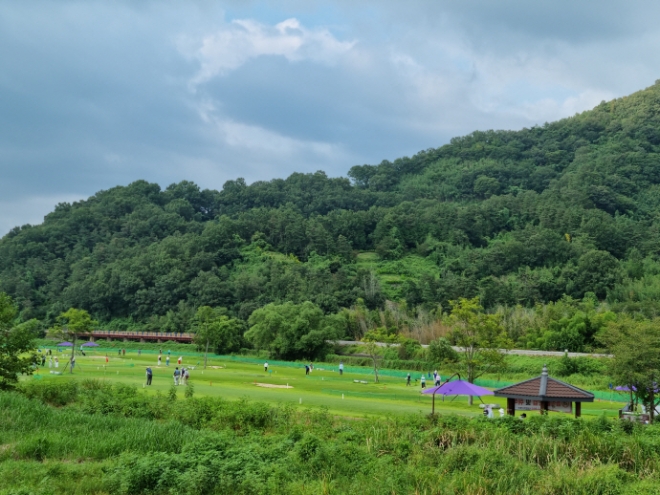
[3,81,660,328]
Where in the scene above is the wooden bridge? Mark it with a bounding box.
[89,330,194,343]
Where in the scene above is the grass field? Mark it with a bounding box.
[30,347,625,419]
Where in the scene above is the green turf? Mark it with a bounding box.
[30,349,625,419]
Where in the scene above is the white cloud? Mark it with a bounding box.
[183,17,355,87]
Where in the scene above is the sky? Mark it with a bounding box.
[1,0,659,236]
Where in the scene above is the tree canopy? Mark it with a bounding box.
[4,82,660,353]
[0,293,38,389]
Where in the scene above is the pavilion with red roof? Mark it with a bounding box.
[494,365,594,418]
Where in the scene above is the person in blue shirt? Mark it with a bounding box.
[145,367,153,386]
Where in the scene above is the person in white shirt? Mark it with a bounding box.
[264,362,269,372]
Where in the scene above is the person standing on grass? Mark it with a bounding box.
[105,355,109,364]
[339,362,344,376]
[264,362,269,372]
[167,349,171,357]
[146,367,153,386]
[174,367,180,385]
[54,357,59,368]
[158,354,162,366]
[434,371,441,387]
[178,356,182,365]
[305,365,310,375]
[420,375,426,389]
[406,373,411,386]
[166,355,170,367]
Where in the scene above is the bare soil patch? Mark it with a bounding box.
[254,383,293,389]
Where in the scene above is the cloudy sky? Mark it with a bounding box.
[1,1,659,235]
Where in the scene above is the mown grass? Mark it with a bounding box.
[26,349,624,419]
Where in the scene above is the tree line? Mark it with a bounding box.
[2,82,660,351]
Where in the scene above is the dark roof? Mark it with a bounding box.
[494,366,594,402]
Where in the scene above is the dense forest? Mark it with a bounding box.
[3,81,660,352]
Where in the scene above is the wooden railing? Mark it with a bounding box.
[89,330,194,342]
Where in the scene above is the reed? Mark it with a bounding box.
[1,384,660,495]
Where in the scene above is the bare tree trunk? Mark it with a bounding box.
[467,363,473,405]
[70,333,76,374]
[372,356,379,383]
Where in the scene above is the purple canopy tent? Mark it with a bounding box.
[422,375,494,415]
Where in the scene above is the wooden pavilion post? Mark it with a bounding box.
[507,398,515,416]
[575,402,581,418]
[541,401,549,415]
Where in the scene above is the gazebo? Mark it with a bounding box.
[494,365,594,418]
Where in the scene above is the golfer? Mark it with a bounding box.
[406,373,411,386]
[158,354,162,366]
[420,375,426,389]
[173,367,181,385]
[166,355,170,367]
[305,365,310,375]
[434,370,441,386]
[339,361,344,375]
[146,367,153,386]
[264,362,269,372]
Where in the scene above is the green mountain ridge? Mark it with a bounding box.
[3,81,660,327]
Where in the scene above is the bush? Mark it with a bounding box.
[556,354,606,377]
[18,380,79,406]
[428,337,458,365]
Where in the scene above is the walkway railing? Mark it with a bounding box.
[89,330,194,342]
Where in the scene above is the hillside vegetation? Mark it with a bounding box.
[3,82,660,350]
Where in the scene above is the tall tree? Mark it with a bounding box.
[0,293,38,389]
[363,340,381,383]
[193,306,246,368]
[50,308,96,373]
[193,306,219,369]
[599,317,660,421]
[448,297,510,404]
[245,301,339,360]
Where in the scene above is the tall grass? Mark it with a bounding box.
[2,382,660,494]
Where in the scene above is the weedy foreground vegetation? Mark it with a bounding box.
[1,380,660,495]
